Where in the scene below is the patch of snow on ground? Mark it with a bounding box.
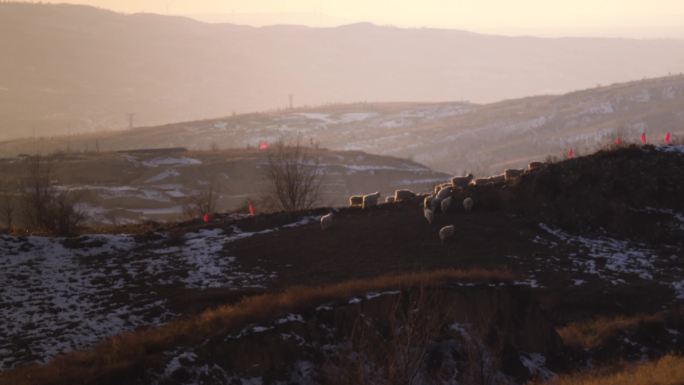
[655,144,684,154]
[672,280,684,299]
[0,216,317,368]
[145,169,180,183]
[538,223,657,280]
[583,102,614,115]
[142,157,202,167]
[0,233,174,369]
[514,279,542,288]
[520,353,555,380]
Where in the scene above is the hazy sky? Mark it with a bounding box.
[33,1,684,37]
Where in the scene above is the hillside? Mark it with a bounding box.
[3,75,684,174]
[1,145,683,384]
[0,148,448,226]
[2,3,684,141]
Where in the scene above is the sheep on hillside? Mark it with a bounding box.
[439,225,455,242]
[441,196,453,213]
[451,174,474,189]
[430,196,441,212]
[362,192,381,209]
[424,207,435,224]
[320,212,334,231]
[489,174,505,184]
[433,183,450,195]
[528,161,544,171]
[394,189,416,202]
[470,178,490,187]
[436,186,453,200]
[463,197,474,213]
[504,169,524,181]
[349,195,363,207]
[423,195,434,209]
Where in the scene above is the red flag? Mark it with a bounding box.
[665,132,671,144]
[248,200,255,216]
[567,148,574,158]
[258,141,269,150]
[202,213,209,223]
[640,132,647,144]
[615,136,621,145]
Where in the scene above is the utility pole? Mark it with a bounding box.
[289,94,294,110]
[127,113,136,129]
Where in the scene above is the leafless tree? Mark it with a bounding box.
[0,188,16,231]
[19,155,85,235]
[263,137,323,211]
[50,189,86,236]
[324,287,456,385]
[20,155,56,229]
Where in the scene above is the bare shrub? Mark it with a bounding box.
[557,312,664,350]
[0,188,16,232]
[263,137,323,211]
[19,155,85,235]
[20,155,55,229]
[182,179,219,220]
[324,287,458,385]
[324,287,508,385]
[50,189,86,236]
[461,310,506,385]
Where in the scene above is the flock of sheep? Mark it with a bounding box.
[320,162,546,241]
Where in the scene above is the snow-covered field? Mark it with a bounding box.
[534,221,683,289]
[0,216,317,369]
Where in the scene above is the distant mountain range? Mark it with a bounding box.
[2,3,684,141]
[2,75,683,175]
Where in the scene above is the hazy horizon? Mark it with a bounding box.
[20,0,684,39]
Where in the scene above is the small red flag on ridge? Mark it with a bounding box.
[258,141,269,150]
[615,136,621,145]
[202,213,209,223]
[567,148,574,158]
[640,132,647,144]
[665,132,671,144]
[248,200,255,216]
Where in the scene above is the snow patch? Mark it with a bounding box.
[142,157,202,167]
[520,353,555,380]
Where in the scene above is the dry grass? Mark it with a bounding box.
[0,268,514,385]
[557,313,664,350]
[544,354,684,385]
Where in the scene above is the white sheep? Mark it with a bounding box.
[440,196,453,213]
[528,161,544,171]
[423,195,433,209]
[504,168,524,181]
[320,212,334,230]
[451,174,473,189]
[349,195,363,207]
[394,189,416,201]
[424,207,434,224]
[439,225,455,242]
[463,197,474,213]
[362,192,380,209]
[470,178,490,186]
[436,185,452,200]
[430,197,441,212]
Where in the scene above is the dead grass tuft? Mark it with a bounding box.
[543,354,684,385]
[557,313,664,350]
[0,268,514,385]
